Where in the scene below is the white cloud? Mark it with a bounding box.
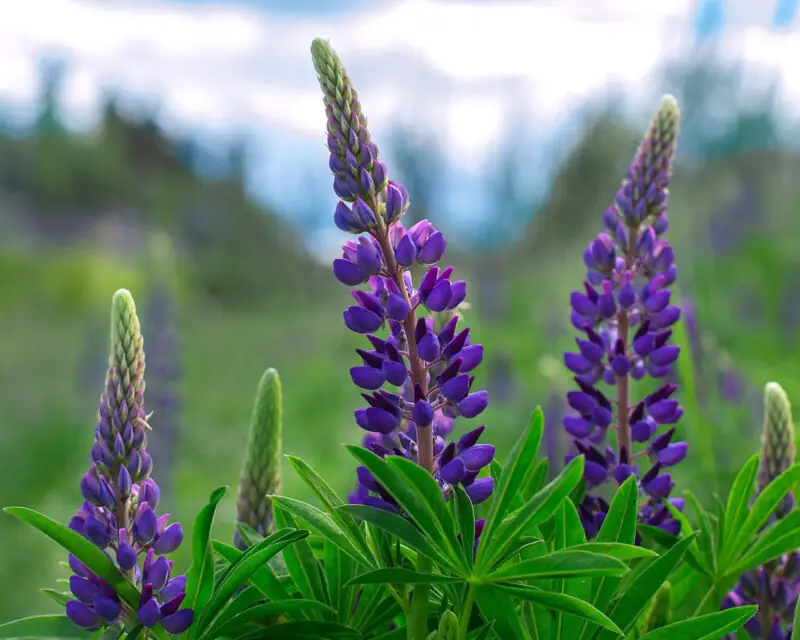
[0,0,796,168]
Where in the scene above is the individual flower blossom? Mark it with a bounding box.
[562,96,688,538]
[66,290,192,634]
[722,382,798,639]
[311,39,494,513]
[235,368,282,549]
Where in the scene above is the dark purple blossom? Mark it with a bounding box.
[312,39,494,512]
[562,96,688,538]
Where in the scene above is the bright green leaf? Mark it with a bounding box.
[638,605,758,640]
[345,567,461,586]
[0,615,93,639]
[3,507,139,607]
[183,486,227,627]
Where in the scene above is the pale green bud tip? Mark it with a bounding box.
[759,381,795,490]
[109,289,144,374]
[112,289,137,323]
[658,94,680,122]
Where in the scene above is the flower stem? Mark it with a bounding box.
[457,583,478,640]
[616,227,639,462]
[374,222,434,640]
[374,230,433,473]
[408,555,432,640]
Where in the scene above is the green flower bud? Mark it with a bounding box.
[758,382,795,492]
[235,368,283,548]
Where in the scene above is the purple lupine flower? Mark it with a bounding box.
[311,39,494,510]
[562,96,687,538]
[722,383,797,639]
[66,290,193,635]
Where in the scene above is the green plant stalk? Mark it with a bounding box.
[457,583,478,640]
[373,209,434,639]
[408,555,432,640]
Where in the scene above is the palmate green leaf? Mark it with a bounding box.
[271,495,370,566]
[3,507,140,607]
[274,506,330,605]
[636,524,709,576]
[724,463,800,565]
[346,446,465,570]
[204,599,339,639]
[662,499,711,576]
[478,410,544,563]
[204,585,264,635]
[638,605,758,640]
[489,459,526,515]
[324,541,357,624]
[521,459,550,503]
[474,620,496,640]
[730,509,800,575]
[496,583,622,635]
[349,592,402,635]
[569,542,656,561]
[576,475,638,640]
[349,584,396,631]
[346,567,461,586]
[0,614,94,639]
[685,491,718,575]
[494,537,547,567]
[552,498,589,640]
[184,486,227,625]
[594,534,696,640]
[475,587,529,640]
[235,521,265,548]
[452,485,476,566]
[371,627,407,640]
[287,456,374,562]
[478,454,583,574]
[485,550,628,583]
[339,504,455,570]
[195,528,309,636]
[721,455,759,563]
[212,540,293,603]
[387,456,463,554]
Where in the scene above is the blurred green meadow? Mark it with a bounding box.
[2,67,800,624]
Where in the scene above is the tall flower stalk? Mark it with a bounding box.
[563,96,688,537]
[723,382,798,639]
[66,290,192,634]
[311,39,493,638]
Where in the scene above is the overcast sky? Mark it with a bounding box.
[1,0,798,249]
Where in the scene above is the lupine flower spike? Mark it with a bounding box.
[235,368,282,549]
[722,382,798,639]
[562,96,688,537]
[311,39,494,527]
[66,289,193,634]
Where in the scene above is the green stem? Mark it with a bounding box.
[457,583,478,640]
[408,555,432,640]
